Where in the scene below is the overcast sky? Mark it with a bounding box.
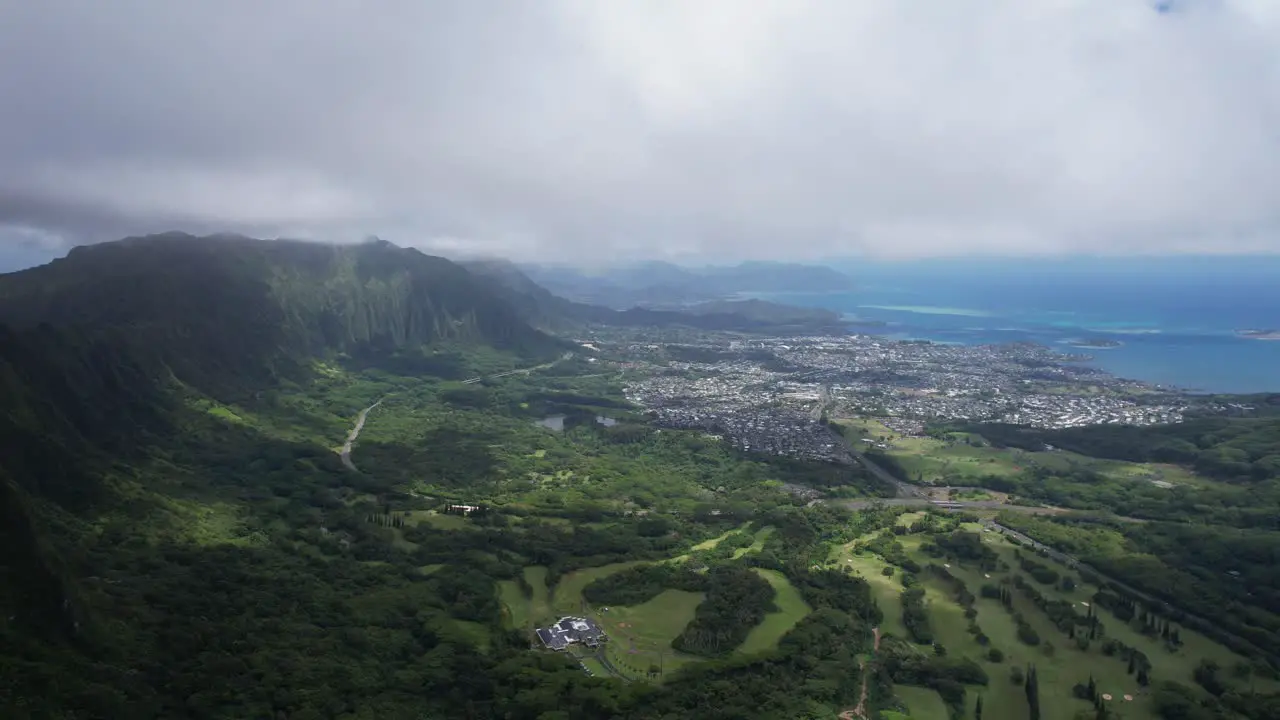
[1,1,1278,267]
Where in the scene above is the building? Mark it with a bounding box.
[535,616,606,651]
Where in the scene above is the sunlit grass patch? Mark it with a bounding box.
[737,569,811,655]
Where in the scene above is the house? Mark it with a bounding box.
[535,616,607,651]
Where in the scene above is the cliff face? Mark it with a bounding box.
[0,234,560,397]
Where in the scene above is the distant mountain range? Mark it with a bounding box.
[519,259,855,309]
[461,258,849,335]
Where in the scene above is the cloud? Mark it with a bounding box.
[1,0,1278,262]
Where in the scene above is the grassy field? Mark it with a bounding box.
[836,525,1272,720]
[551,561,645,616]
[667,523,752,563]
[736,568,812,655]
[411,511,469,530]
[897,685,950,720]
[732,526,774,559]
[596,589,707,680]
[837,416,1206,492]
[498,565,552,630]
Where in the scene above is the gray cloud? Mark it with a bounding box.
[2,0,1278,263]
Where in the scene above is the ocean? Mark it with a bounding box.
[758,257,1280,394]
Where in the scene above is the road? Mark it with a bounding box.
[834,497,1069,515]
[827,423,923,499]
[462,352,574,384]
[338,398,384,471]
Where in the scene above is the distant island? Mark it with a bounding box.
[1236,329,1280,340]
[1065,338,1123,349]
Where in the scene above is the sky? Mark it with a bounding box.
[2,0,1279,268]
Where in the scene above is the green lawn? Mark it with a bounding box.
[414,511,469,530]
[736,569,812,655]
[904,531,1275,720]
[551,561,644,616]
[897,685,949,720]
[596,589,706,680]
[829,525,1275,720]
[833,551,908,639]
[499,565,552,630]
[731,526,774,559]
[526,566,551,624]
[498,580,528,629]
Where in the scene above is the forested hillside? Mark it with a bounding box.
[0,235,896,719]
[0,234,560,398]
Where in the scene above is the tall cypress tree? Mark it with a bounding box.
[1025,664,1041,720]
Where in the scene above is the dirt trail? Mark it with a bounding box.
[840,627,881,720]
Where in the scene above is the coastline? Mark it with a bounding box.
[763,289,1280,393]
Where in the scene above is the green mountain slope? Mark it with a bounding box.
[0,234,560,397]
[0,234,562,667]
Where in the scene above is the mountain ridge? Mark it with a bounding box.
[0,234,564,398]
[520,259,855,308]
[462,257,849,334]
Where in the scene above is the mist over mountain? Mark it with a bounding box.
[463,258,848,335]
[521,260,855,309]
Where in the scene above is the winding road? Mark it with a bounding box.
[461,352,574,384]
[339,398,384,471]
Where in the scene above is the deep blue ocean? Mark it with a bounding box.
[759,257,1280,394]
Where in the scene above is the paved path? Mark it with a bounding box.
[461,352,573,384]
[338,398,384,471]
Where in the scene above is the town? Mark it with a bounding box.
[587,330,1191,463]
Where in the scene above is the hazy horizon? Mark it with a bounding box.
[10,232,1280,276]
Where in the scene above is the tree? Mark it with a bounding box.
[975,694,983,720]
[1024,665,1041,720]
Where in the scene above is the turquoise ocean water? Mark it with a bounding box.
[759,258,1280,393]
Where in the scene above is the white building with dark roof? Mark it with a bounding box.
[535,616,606,651]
